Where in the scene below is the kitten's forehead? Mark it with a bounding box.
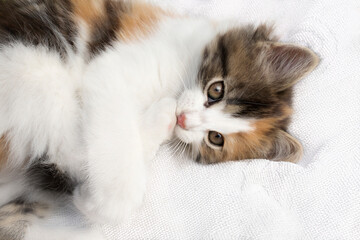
[198,25,271,87]
[197,26,291,120]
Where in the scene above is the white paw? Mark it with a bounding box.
[153,98,177,141]
[147,97,177,142]
[73,178,146,224]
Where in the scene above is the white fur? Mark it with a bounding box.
[0,44,83,176]
[0,15,250,224]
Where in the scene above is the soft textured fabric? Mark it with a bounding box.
[47,0,360,239]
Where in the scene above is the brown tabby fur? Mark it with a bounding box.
[197,25,319,163]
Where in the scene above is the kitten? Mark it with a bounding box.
[0,0,318,235]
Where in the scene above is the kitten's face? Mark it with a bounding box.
[175,25,319,164]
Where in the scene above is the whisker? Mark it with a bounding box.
[179,142,188,157]
[167,139,184,158]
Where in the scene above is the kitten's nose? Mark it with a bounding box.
[177,113,187,129]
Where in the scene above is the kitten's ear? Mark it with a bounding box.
[267,130,303,163]
[258,42,319,91]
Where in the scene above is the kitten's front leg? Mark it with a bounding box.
[74,97,176,224]
[74,103,147,224]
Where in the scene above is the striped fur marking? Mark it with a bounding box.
[117,2,166,41]
[72,0,126,56]
[72,0,166,55]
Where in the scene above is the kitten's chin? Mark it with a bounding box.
[174,126,204,144]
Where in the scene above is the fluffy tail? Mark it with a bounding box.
[0,199,105,240]
[0,200,48,240]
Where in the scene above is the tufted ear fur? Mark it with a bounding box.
[267,130,303,163]
[258,42,319,91]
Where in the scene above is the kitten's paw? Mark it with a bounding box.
[73,179,146,224]
[150,97,177,141]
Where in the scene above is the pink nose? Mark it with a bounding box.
[177,113,187,129]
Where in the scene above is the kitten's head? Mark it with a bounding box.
[175,25,319,164]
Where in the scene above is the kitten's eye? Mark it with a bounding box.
[207,81,224,104]
[208,131,224,147]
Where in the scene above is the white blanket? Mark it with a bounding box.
[41,0,360,239]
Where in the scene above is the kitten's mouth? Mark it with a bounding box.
[174,126,191,143]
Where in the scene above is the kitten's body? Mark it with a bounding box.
[0,0,318,237]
